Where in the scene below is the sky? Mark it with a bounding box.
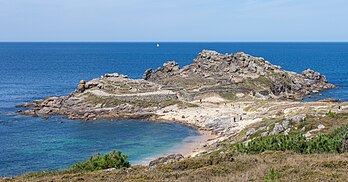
[0,0,347,42]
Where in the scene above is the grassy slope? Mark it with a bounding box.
[3,152,348,182]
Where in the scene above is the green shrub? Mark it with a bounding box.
[234,133,307,154]
[264,167,281,181]
[220,92,237,101]
[307,125,348,153]
[234,125,348,154]
[326,110,337,118]
[68,150,130,172]
[185,102,199,108]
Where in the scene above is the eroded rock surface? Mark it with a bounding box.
[145,50,335,100]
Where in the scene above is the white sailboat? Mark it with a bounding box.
[156,43,160,47]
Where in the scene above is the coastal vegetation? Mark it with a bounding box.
[68,150,130,173]
[12,150,131,180]
[326,110,337,118]
[234,125,348,154]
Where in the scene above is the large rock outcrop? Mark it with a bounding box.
[144,50,335,100]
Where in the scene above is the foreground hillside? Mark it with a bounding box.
[3,153,348,182]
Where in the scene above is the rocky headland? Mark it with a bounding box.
[17,50,341,155]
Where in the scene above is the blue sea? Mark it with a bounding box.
[0,42,347,177]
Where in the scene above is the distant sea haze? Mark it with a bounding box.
[0,42,347,177]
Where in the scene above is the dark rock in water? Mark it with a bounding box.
[17,110,38,117]
[149,154,184,169]
[42,116,49,120]
[316,98,341,102]
[16,102,36,108]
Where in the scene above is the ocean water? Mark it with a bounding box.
[0,42,347,177]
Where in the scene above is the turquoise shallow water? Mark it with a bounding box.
[0,42,347,177]
[0,115,198,177]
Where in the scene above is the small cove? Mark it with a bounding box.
[0,115,200,177]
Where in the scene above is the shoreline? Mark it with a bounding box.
[134,129,217,166]
[3,99,347,179]
[118,116,219,162]
[160,129,217,158]
[17,98,346,165]
[16,96,347,162]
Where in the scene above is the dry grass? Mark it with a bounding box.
[84,92,184,109]
[3,151,348,182]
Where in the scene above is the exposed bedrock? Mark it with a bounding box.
[17,50,336,120]
[144,50,335,100]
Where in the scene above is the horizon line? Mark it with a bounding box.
[1,41,348,43]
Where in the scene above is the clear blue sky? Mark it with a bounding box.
[0,0,347,42]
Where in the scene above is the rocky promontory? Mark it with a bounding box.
[17,50,335,123]
[144,50,334,100]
